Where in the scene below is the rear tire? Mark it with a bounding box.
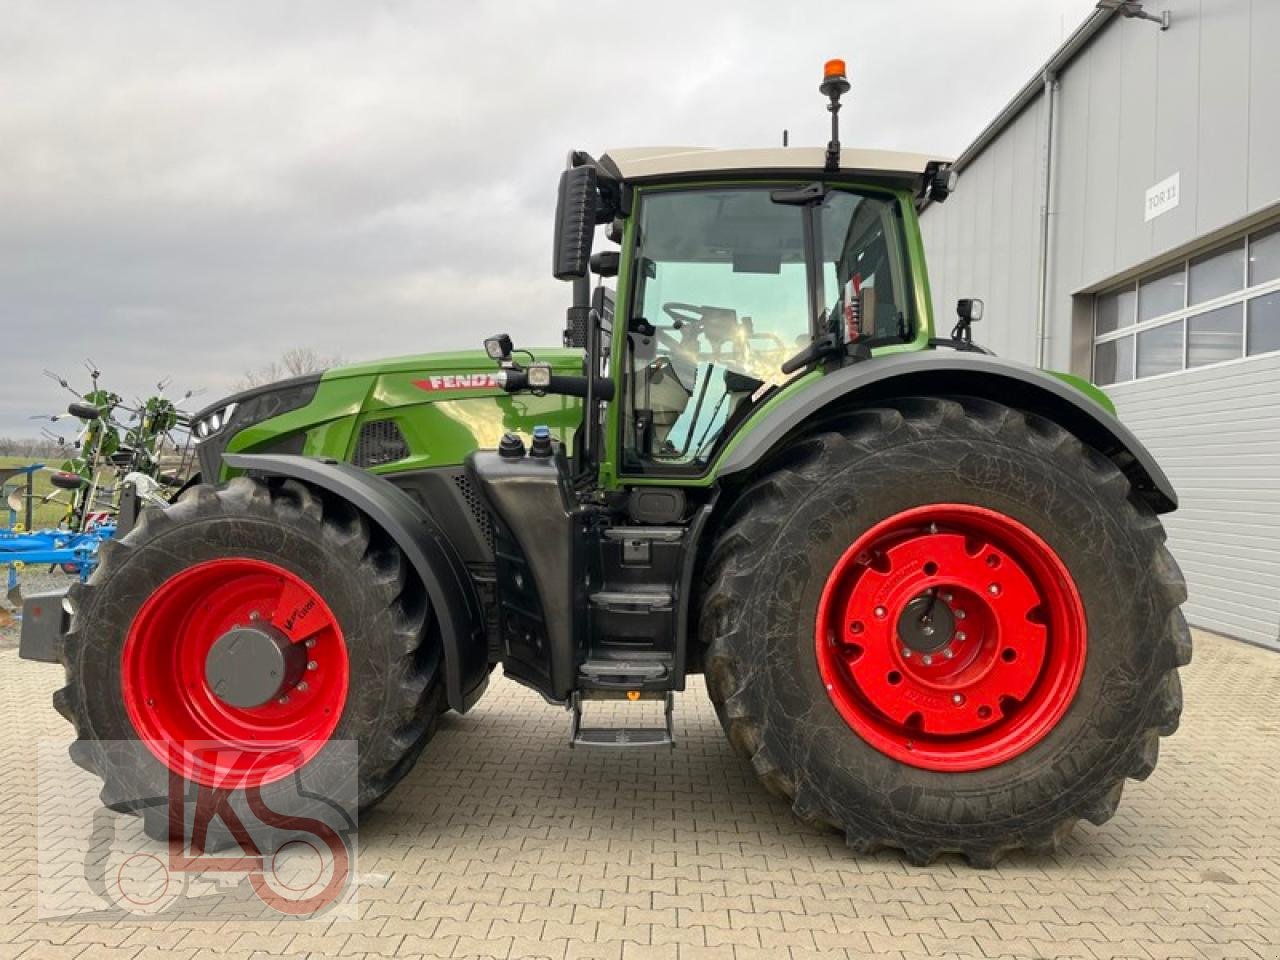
[700,397,1190,865]
[54,476,443,849]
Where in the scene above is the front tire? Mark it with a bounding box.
[701,397,1190,865]
[54,476,443,848]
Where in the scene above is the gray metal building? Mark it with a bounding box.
[919,0,1280,649]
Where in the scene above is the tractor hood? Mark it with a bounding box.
[195,348,585,483]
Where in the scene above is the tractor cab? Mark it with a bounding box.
[483,61,959,489]
[464,61,966,738]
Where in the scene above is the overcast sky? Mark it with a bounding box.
[0,0,1097,435]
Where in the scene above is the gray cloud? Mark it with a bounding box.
[0,0,1094,433]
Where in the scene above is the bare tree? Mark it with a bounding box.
[0,436,68,458]
[236,347,341,391]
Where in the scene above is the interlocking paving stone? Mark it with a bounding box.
[1,629,1277,959]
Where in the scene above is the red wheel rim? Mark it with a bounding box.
[815,504,1086,771]
[122,558,349,788]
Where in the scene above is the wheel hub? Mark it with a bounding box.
[896,592,955,655]
[205,622,307,709]
[815,504,1087,772]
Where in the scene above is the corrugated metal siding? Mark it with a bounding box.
[1108,353,1280,649]
[921,0,1280,371]
[918,96,1045,364]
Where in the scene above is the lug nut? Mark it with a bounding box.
[307,660,318,671]
[942,647,954,659]
[249,611,260,621]
[278,695,290,704]
[940,593,953,603]
[901,648,912,659]
[305,638,315,648]
[874,606,887,619]
[952,693,965,705]
[296,682,308,692]
[955,609,966,620]
[922,654,933,666]
[988,583,1001,596]
[955,631,967,642]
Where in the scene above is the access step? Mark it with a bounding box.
[588,590,672,612]
[569,691,675,749]
[579,658,669,682]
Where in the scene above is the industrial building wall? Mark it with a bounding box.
[921,0,1280,371]
[1107,354,1280,648]
[918,97,1045,365]
[919,0,1280,649]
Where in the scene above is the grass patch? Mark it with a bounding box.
[0,455,78,529]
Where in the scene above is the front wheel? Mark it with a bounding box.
[55,477,443,849]
[701,397,1190,865]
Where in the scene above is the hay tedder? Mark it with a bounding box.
[1,365,196,606]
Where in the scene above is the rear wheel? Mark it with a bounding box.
[701,397,1190,865]
[54,476,443,848]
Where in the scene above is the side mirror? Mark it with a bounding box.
[553,165,599,281]
[957,298,984,323]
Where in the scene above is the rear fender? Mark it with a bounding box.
[224,453,489,711]
[716,352,1177,513]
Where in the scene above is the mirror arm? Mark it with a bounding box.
[781,333,843,375]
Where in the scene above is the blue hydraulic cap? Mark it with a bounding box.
[530,424,553,458]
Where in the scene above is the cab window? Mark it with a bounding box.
[621,186,911,471]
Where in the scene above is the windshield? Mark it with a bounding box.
[621,185,911,470]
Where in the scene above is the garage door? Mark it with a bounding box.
[1108,354,1280,649]
[1090,223,1280,648]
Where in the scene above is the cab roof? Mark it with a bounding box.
[600,146,949,194]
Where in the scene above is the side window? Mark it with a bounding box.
[824,191,910,343]
[621,186,912,472]
[625,189,810,467]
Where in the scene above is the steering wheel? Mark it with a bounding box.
[661,302,710,330]
[654,302,711,359]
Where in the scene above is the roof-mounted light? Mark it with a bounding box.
[819,58,851,173]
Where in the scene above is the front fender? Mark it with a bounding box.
[716,351,1177,513]
[223,453,489,712]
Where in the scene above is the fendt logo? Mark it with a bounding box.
[284,597,316,633]
[411,373,498,392]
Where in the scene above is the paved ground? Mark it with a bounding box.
[0,623,1277,960]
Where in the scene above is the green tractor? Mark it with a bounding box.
[23,63,1188,866]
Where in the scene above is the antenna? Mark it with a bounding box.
[819,59,851,173]
[782,129,789,148]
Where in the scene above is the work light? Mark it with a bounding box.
[484,334,513,362]
[526,363,553,390]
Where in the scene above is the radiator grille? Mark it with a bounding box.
[452,473,495,552]
[353,419,409,468]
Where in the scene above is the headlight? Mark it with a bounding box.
[193,401,237,441]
